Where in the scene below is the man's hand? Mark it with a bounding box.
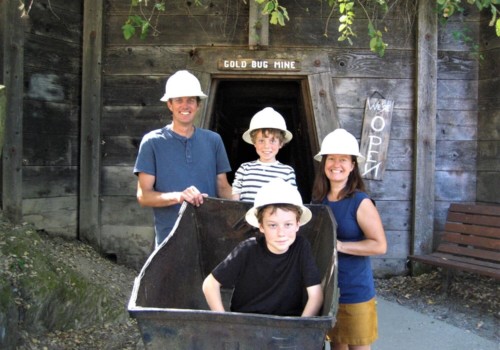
[180,186,208,206]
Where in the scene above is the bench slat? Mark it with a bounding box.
[440,232,500,250]
[444,222,500,239]
[409,253,500,280]
[447,212,500,228]
[437,243,500,263]
[449,203,500,217]
[431,252,500,270]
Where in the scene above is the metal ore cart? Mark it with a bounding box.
[128,197,338,349]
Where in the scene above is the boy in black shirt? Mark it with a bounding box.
[202,179,323,317]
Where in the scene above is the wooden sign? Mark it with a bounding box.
[358,97,394,180]
[217,59,301,71]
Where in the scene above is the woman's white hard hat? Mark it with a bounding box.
[245,178,312,228]
[242,107,293,144]
[314,128,364,161]
[160,70,208,101]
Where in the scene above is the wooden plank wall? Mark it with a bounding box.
[2,0,24,223]
[5,0,492,273]
[477,12,500,204]
[98,0,485,272]
[20,0,83,237]
[432,8,482,249]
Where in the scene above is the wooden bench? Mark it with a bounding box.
[409,203,500,280]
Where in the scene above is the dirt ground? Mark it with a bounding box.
[10,231,500,349]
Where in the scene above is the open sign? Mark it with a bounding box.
[358,97,394,181]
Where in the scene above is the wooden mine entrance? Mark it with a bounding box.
[204,77,318,203]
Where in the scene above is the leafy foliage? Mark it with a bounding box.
[122,0,500,57]
[256,0,289,26]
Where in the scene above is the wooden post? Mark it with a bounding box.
[80,0,104,246]
[2,0,25,223]
[411,0,437,274]
[307,72,341,146]
[249,0,269,49]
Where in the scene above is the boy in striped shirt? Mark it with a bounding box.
[232,107,296,202]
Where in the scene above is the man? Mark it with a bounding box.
[134,70,232,246]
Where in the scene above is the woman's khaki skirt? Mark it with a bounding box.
[326,297,378,346]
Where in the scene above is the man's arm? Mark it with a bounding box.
[216,173,233,200]
[301,284,323,317]
[137,172,206,207]
[202,274,225,312]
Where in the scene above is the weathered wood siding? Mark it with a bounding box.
[432,8,481,252]
[99,0,480,274]
[20,0,83,237]
[477,12,500,204]
[2,1,498,274]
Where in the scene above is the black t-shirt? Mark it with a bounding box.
[212,235,321,316]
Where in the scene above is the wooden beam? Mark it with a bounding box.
[249,0,269,49]
[411,0,438,272]
[80,0,104,246]
[2,0,25,223]
[307,72,341,147]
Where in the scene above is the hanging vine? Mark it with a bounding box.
[120,0,500,57]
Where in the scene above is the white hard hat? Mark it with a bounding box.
[160,70,208,101]
[242,107,293,144]
[245,179,312,228]
[314,128,364,161]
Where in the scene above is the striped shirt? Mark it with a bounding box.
[232,160,297,202]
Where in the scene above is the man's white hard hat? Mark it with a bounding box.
[314,128,364,161]
[242,107,293,144]
[245,178,312,228]
[160,70,208,101]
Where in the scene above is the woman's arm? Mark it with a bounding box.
[337,198,387,256]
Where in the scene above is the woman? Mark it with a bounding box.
[312,129,387,350]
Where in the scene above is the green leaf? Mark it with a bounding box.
[282,7,289,21]
[154,3,166,11]
[496,18,500,36]
[122,23,135,40]
[130,15,143,26]
[263,2,275,14]
[270,11,279,25]
[368,22,375,35]
[339,23,347,32]
[277,12,285,26]
[490,8,497,26]
[140,22,150,40]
